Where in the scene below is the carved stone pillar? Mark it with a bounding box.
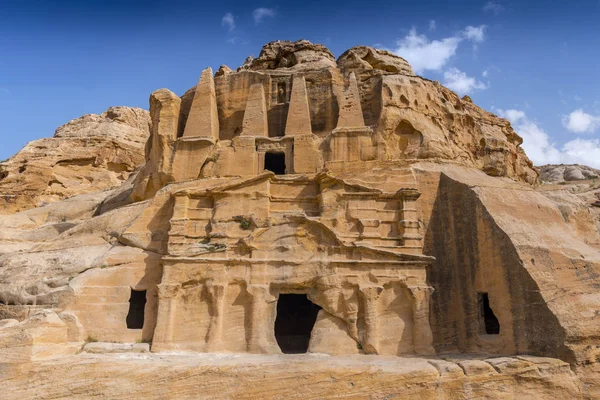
[205,283,227,351]
[246,284,278,354]
[398,189,423,252]
[408,285,435,355]
[151,284,179,351]
[358,285,383,354]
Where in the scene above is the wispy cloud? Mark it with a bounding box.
[429,20,436,31]
[483,1,504,14]
[463,25,486,43]
[496,108,600,168]
[221,12,235,31]
[0,88,10,95]
[443,68,488,95]
[252,8,276,24]
[393,25,487,73]
[562,109,600,134]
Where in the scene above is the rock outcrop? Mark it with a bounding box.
[0,107,150,214]
[0,40,599,399]
[538,164,600,233]
[241,39,337,71]
[540,164,600,183]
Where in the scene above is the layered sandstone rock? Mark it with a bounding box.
[0,40,599,399]
[0,106,150,214]
[0,353,585,399]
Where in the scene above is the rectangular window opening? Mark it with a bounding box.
[264,151,286,175]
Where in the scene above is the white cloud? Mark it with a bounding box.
[483,1,504,14]
[561,139,600,168]
[463,25,486,42]
[443,68,488,95]
[252,8,276,24]
[482,69,488,77]
[497,109,525,123]
[393,28,461,73]
[495,108,600,168]
[496,108,561,165]
[562,109,600,134]
[221,12,235,31]
[393,25,487,74]
[429,20,436,31]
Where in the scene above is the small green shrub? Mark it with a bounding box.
[86,336,98,343]
[233,215,252,230]
[100,264,107,269]
[240,219,251,230]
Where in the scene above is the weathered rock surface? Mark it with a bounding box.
[337,45,415,76]
[241,39,337,71]
[538,164,600,234]
[0,353,586,399]
[336,48,537,183]
[0,106,150,214]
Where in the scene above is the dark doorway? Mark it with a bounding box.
[126,289,147,329]
[275,294,321,353]
[264,151,286,175]
[479,293,500,334]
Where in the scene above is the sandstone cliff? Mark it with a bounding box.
[0,107,150,214]
[0,40,598,399]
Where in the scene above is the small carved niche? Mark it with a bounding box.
[395,120,423,157]
[277,81,288,104]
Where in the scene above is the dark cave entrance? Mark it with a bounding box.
[264,151,286,175]
[126,289,147,329]
[274,294,322,353]
[479,293,500,334]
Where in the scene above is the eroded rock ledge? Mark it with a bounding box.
[0,353,586,400]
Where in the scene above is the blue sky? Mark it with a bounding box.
[1,0,599,166]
